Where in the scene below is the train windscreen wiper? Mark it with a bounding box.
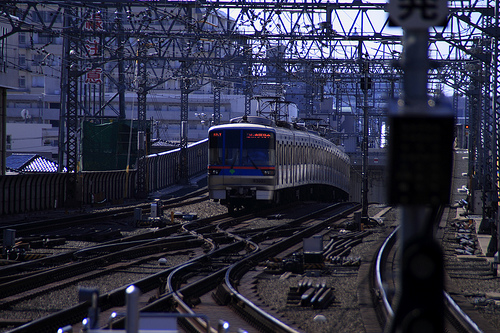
[247,155,259,169]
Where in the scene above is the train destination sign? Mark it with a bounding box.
[246,132,272,139]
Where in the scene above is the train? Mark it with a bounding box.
[207,115,350,211]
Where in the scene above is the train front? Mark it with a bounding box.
[208,124,276,210]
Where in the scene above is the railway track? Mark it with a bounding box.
[109,202,360,333]
[1,201,360,332]
[0,187,210,237]
[373,222,484,332]
[0,188,214,273]
[0,207,246,332]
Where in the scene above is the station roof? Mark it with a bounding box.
[0,84,18,90]
[6,154,62,173]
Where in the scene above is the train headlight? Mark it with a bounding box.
[262,169,275,176]
[209,168,221,175]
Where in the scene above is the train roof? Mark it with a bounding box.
[230,116,275,127]
[209,116,309,132]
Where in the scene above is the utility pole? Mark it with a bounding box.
[359,40,371,227]
[213,82,221,126]
[116,5,126,120]
[494,0,500,275]
[62,5,80,206]
[0,86,6,176]
[136,39,148,199]
[179,71,190,185]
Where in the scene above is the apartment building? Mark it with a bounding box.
[0,6,247,161]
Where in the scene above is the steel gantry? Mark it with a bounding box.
[0,1,498,210]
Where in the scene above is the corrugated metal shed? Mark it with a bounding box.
[6,154,61,173]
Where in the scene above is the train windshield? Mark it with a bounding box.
[209,131,224,165]
[208,129,275,166]
[242,130,275,166]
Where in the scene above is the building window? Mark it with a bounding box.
[37,33,53,45]
[18,54,26,67]
[19,76,26,88]
[33,54,44,66]
[16,102,31,109]
[18,33,26,46]
[31,11,41,23]
[32,76,45,87]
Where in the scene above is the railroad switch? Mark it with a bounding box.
[43,237,67,248]
[213,283,233,306]
[20,253,47,260]
[3,248,25,260]
[303,236,324,270]
[2,244,46,261]
[287,277,334,309]
[282,253,305,274]
[135,216,168,228]
[182,213,198,221]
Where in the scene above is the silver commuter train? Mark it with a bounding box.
[208,116,350,211]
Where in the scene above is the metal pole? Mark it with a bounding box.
[136,40,148,199]
[126,285,140,333]
[360,50,369,226]
[493,0,500,275]
[179,75,189,184]
[386,27,449,333]
[0,87,5,176]
[117,5,126,120]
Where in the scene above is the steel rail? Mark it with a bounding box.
[165,218,260,333]
[5,202,354,332]
[4,210,238,333]
[0,237,204,304]
[375,226,398,319]
[375,226,483,333]
[222,202,360,333]
[444,291,483,333]
[0,187,210,237]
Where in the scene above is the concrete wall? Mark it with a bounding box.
[349,165,387,205]
[6,123,58,157]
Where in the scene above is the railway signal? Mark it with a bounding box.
[386,0,450,332]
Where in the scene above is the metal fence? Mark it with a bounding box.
[0,139,208,215]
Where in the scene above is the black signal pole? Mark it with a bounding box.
[359,40,371,227]
[386,1,450,332]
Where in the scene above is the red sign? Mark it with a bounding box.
[246,132,271,139]
[85,39,100,57]
[84,13,104,31]
[85,68,103,84]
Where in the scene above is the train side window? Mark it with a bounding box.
[286,142,292,165]
[280,142,284,185]
[287,143,291,182]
